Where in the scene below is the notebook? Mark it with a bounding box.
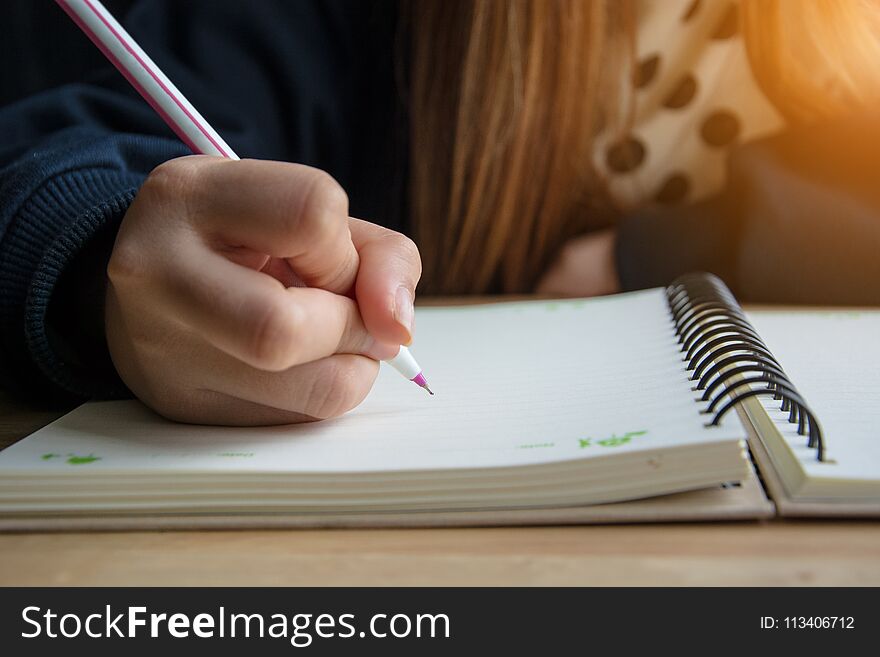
[1,271,875,530]
[0,276,764,529]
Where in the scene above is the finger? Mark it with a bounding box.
[178,156,359,293]
[161,245,399,370]
[349,218,423,345]
[195,353,379,421]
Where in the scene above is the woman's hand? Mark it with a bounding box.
[535,228,621,298]
[105,156,421,425]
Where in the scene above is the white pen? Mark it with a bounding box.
[56,0,433,395]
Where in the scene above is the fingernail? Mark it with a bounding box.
[393,286,414,343]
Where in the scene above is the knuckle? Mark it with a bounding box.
[391,234,422,275]
[142,156,198,200]
[106,239,143,285]
[248,297,300,370]
[297,169,349,242]
[338,299,369,354]
[142,155,215,221]
[304,358,371,419]
[369,229,422,281]
[304,169,349,216]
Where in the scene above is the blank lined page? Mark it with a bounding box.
[748,310,880,483]
[0,290,743,475]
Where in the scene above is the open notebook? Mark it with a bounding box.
[0,280,762,529]
[2,272,876,529]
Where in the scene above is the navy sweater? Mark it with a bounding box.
[2,0,880,405]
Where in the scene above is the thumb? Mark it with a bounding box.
[350,218,422,346]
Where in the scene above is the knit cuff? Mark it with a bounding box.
[13,169,144,399]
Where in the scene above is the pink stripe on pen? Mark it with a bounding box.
[58,0,233,159]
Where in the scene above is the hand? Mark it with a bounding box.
[535,228,621,298]
[105,156,421,425]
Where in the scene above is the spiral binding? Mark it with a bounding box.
[665,273,825,462]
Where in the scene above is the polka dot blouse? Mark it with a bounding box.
[594,0,784,209]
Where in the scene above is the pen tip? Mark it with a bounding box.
[412,372,433,395]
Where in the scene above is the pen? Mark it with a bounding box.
[55,0,433,395]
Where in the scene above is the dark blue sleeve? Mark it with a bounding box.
[0,86,190,403]
[0,0,387,404]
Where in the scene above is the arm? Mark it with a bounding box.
[0,0,378,403]
[0,0,413,420]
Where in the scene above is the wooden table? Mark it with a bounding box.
[1,392,878,586]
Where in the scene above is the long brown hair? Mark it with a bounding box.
[406,0,880,295]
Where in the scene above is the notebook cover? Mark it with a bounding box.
[742,405,880,518]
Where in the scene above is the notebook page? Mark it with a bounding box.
[748,310,880,483]
[0,289,743,475]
